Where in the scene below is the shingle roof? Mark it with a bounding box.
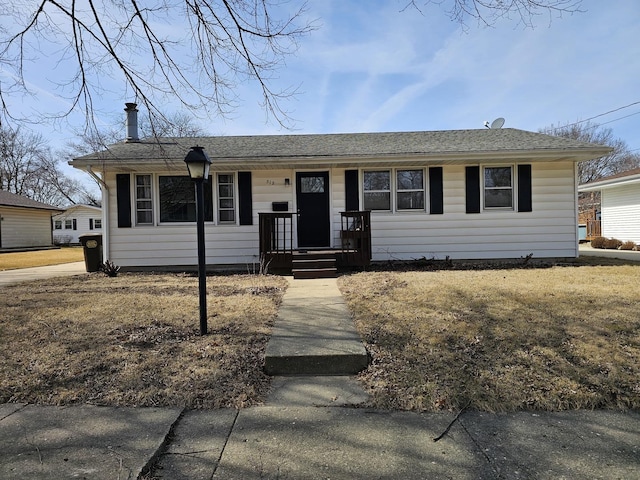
[579,167,640,191]
[0,190,63,211]
[71,128,612,170]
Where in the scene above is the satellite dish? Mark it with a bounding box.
[490,117,505,129]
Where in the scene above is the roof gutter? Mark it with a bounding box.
[85,166,109,264]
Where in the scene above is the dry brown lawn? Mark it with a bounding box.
[0,273,287,409]
[339,261,640,412]
[0,247,85,271]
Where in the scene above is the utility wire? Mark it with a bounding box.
[561,100,640,129]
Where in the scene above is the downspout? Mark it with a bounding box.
[86,166,110,263]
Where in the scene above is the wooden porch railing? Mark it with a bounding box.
[259,213,293,270]
[258,210,372,271]
[586,219,601,240]
[339,211,371,267]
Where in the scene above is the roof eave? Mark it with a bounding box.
[71,147,611,172]
[579,174,640,192]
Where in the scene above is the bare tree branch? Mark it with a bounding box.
[0,0,316,133]
[403,0,583,29]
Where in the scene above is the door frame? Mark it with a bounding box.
[295,171,331,249]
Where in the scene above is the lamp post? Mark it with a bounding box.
[184,146,212,335]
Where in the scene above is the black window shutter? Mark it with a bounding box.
[465,166,481,213]
[238,172,253,225]
[518,164,532,212]
[73,219,77,230]
[116,174,132,228]
[429,167,443,214]
[89,218,94,230]
[345,170,359,211]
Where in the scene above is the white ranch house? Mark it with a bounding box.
[579,167,640,244]
[52,204,102,245]
[70,118,610,272]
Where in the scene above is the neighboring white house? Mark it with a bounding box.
[52,204,103,245]
[579,167,640,244]
[69,106,611,271]
[0,190,62,249]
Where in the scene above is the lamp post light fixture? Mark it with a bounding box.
[184,146,212,335]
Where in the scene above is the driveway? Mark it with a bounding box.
[579,244,640,262]
[0,262,87,287]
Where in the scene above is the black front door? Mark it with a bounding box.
[296,171,330,248]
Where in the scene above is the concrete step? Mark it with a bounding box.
[264,278,369,375]
[293,251,337,260]
[292,258,337,270]
[292,267,338,280]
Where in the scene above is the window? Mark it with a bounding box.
[484,166,513,208]
[363,170,391,210]
[396,170,425,210]
[54,220,62,230]
[64,219,73,229]
[159,176,213,223]
[135,175,153,225]
[94,219,102,229]
[300,176,325,193]
[217,173,235,223]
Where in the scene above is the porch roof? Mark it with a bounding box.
[71,128,612,172]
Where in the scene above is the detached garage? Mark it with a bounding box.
[0,190,62,249]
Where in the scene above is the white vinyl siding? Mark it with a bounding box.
[601,183,640,244]
[2,206,54,248]
[102,161,579,269]
[366,162,578,260]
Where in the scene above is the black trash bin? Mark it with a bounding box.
[79,233,103,272]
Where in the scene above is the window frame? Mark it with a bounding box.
[396,169,426,211]
[135,174,154,225]
[362,168,427,212]
[362,169,392,212]
[93,218,102,229]
[483,165,514,210]
[64,219,73,229]
[54,220,62,230]
[216,172,236,224]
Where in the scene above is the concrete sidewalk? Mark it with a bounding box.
[2,275,639,479]
[0,262,87,287]
[2,403,639,479]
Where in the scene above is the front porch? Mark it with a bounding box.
[259,211,372,276]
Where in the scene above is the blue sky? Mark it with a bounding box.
[2,0,639,185]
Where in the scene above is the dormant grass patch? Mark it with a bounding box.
[339,263,640,412]
[0,273,287,408]
[0,247,85,270]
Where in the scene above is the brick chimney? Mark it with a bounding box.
[124,103,139,142]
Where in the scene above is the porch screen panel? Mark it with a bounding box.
[517,164,533,212]
[465,166,481,214]
[429,167,443,214]
[116,173,132,228]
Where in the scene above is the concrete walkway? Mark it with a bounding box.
[579,243,640,262]
[1,274,640,478]
[0,261,87,287]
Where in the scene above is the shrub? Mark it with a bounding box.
[604,238,622,250]
[100,260,120,277]
[590,236,606,249]
[620,241,637,251]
